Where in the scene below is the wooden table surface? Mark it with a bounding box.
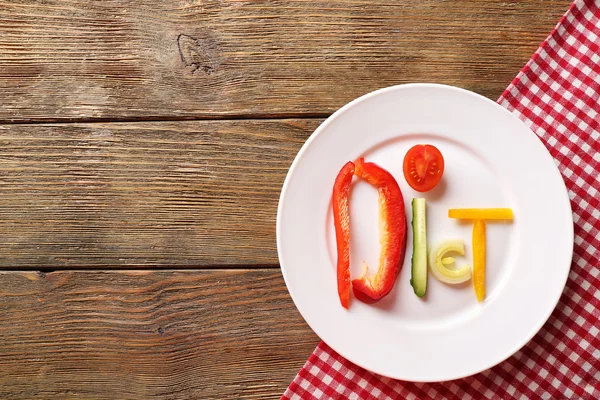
[0,1,573,398]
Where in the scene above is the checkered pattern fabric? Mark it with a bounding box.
[282,0,600,398]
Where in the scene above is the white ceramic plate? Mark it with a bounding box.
[277,83,573,382]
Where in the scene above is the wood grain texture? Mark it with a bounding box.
[0,269,319,400]
[0,0,572,121]
[0,119,317,268]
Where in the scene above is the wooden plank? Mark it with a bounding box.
[0,119,317,268]
[0,269,319,400]
[0,0,571,121]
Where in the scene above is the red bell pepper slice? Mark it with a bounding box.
[332,161,355,309]
[351,157,407,302]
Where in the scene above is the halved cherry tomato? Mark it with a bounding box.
[402,144,445,192]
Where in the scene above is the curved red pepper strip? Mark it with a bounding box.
[352,157,407,302]
[332,161,355,309]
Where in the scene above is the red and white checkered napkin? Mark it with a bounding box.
[283,1,600,398]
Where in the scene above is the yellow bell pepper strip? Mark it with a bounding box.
[448,208,513,220]
[472,220,486,302]
[449,207,513,302]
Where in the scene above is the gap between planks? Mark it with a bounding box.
[1,265,282,273]
[0,113,332,126]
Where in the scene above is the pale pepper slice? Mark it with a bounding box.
[429,240,471,284]
[448,208,514,302]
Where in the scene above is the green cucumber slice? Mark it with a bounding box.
[410,198,427,297]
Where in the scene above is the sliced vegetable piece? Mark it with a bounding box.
[441,257,455,265]
[351,157,407,303]
[332,161,355,309]
[410,198,427,297]
[448,208,513,302]
[429,240,471,284]
[449,207,513,302]
[403,144,445,192]
[472,220,486,302]
[448,208,513,220]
